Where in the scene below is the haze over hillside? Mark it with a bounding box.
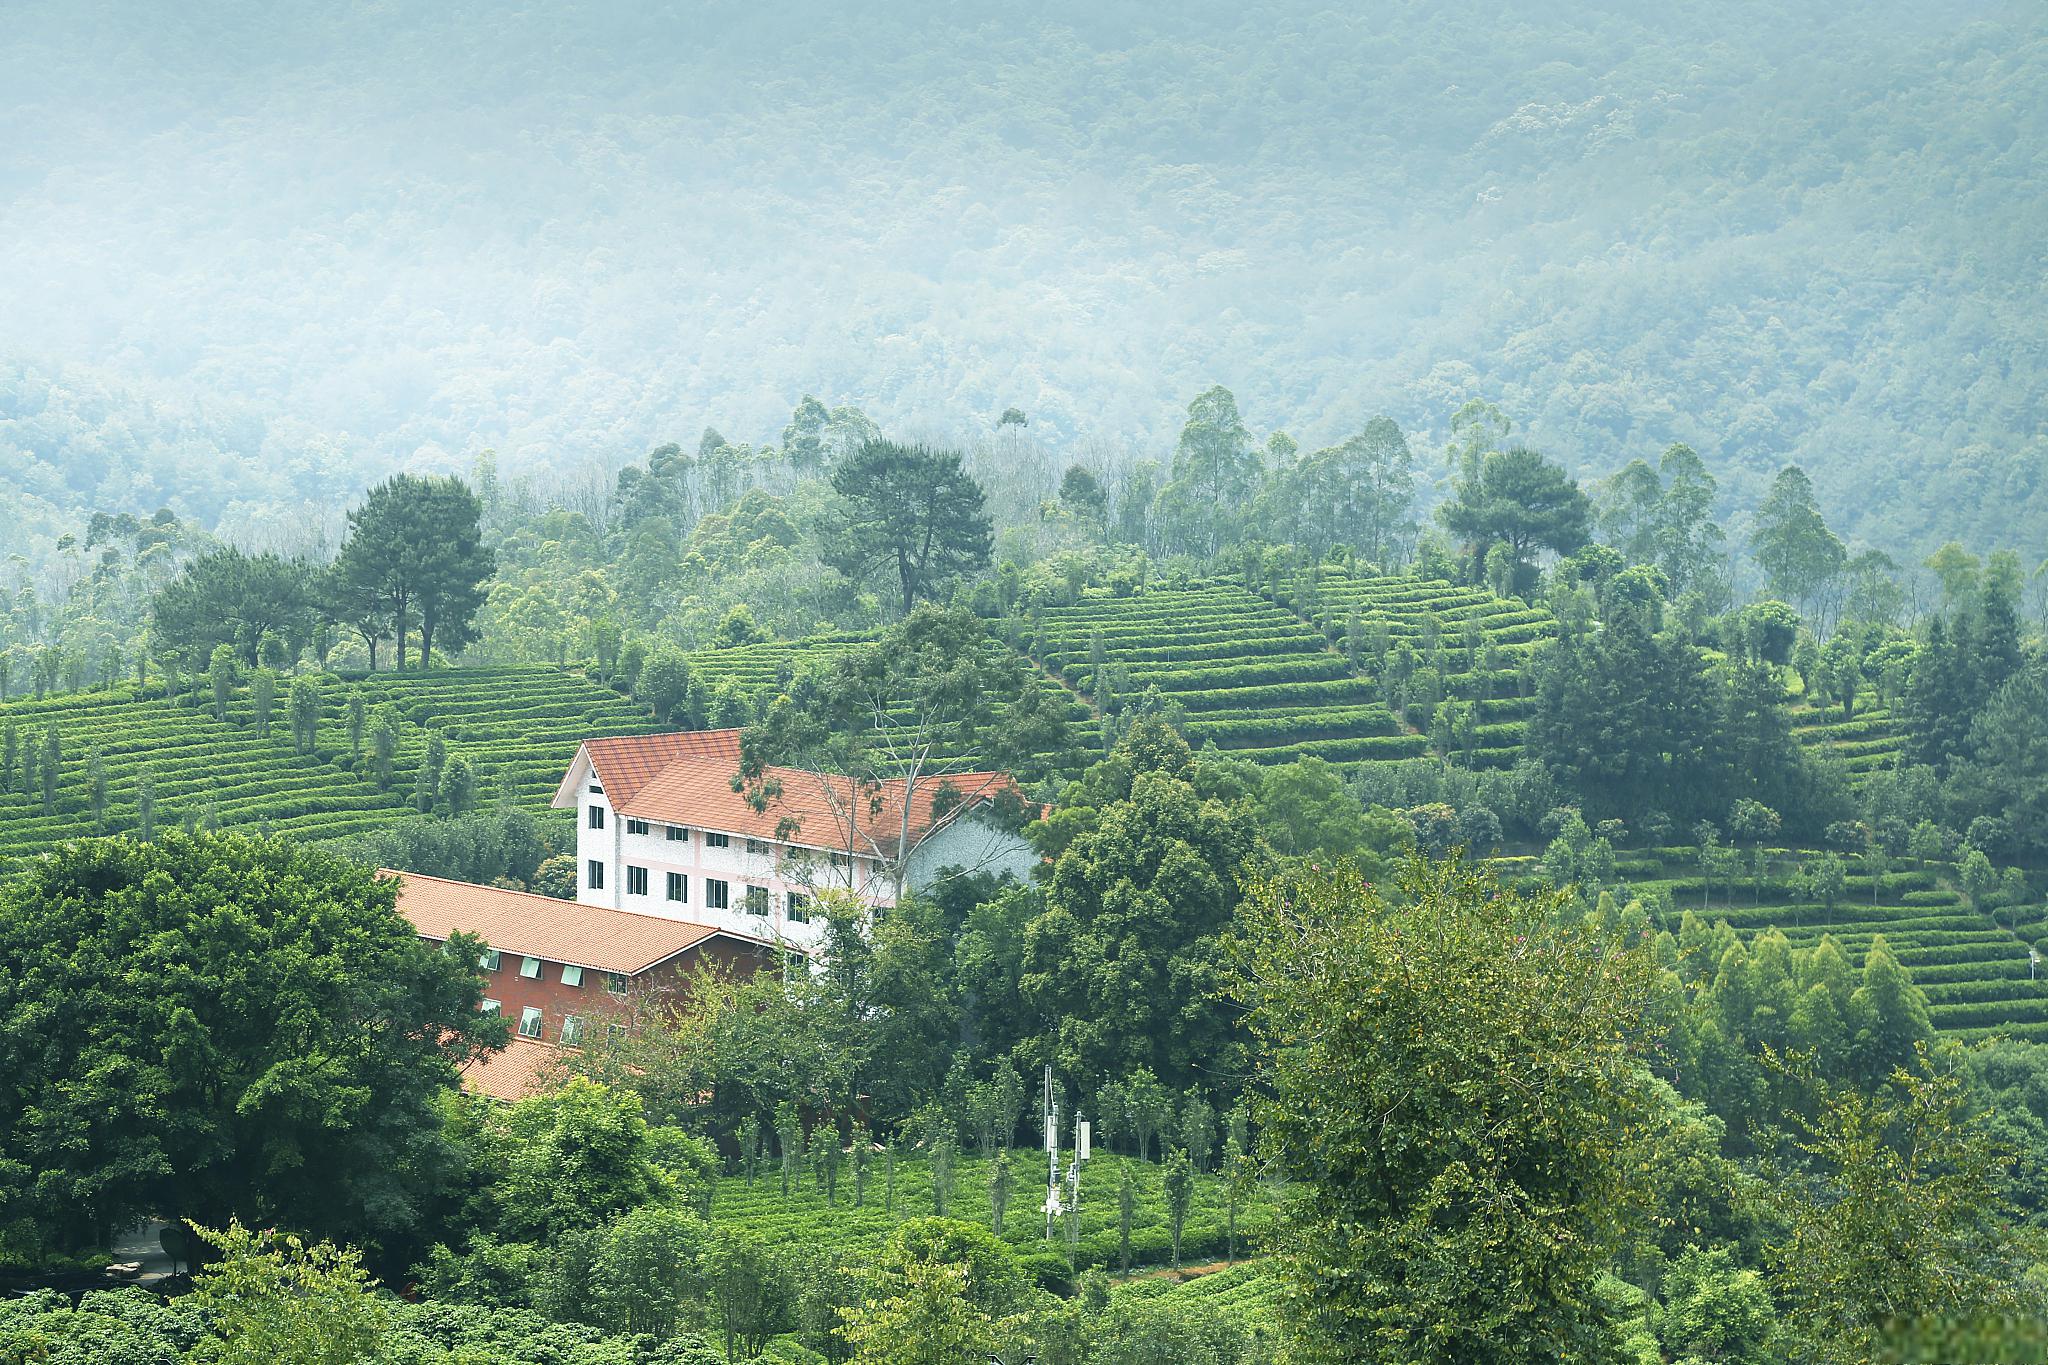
[4,0,2044,567]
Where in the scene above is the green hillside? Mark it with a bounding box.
[1789,695,1910,786]
[1259,567,1555,768]
[1025,582,1426,765]
[0,687,418,862]
[0,666,659,868]
[707,1147,1274,1283]
[1621,847,2048,1043]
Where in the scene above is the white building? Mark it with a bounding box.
[551,729,1037,950]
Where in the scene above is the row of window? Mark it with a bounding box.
[587,860,810,921]
[478,947,629,995]
[481,999,587,1046]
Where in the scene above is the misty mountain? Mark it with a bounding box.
[3,0,2043,568]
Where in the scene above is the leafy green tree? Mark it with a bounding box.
[1179,1095,1216,1173]
[705,1231,793,1362]
[1117,1159,1137,1273]
[1750,465,1847,620]
[440,753,477,817]
[1154,385,1261,557]
[187,1221,387,1365]
[149,547,315,675]
[1229,856,1657,1364]
[1255,756,1408,870]
[250,668,276,739]
[820,441,993,615]
[1806,853,1847,922]
[414,731,447,813]
[1656,1244,1777,1365]
[328,474,494,669]
[1762,1050,2034,1364]
[1439,446,1590,595]
[1739,599,1800,666]
[989,1149,1012,1234]
[1021,730,1255,1093]
[1528,606,1723,822]
[590,1205,706,1339]
[636,647,693,724]
[839,1256,1012,1365]
[1958,846,1997,912]
[369,705,400,789]
[1847,936,1932,1087]
[1261,416,1417,563]
[1951,662,2048,861]
[740,606,1051,900]
[475,1078,673,1245]
[1161,1149,1194,1270]
[1058,464,1108,526]
[287,676,320,754]
[0,832,503,1261]
[208,642,238,721]
[1223,1129,1254,1264]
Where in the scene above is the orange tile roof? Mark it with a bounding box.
[580,730,742,807]
[389,871,769,975]
[567,729,1020,858]
[459,1036,563,1103]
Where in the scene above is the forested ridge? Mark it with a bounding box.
[5,0,2046,585]
[4,377,2048,1357]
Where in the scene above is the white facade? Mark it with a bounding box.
[570,770,1033,951]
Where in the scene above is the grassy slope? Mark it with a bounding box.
[709,1147,1275,1282]
[0,666,660,868]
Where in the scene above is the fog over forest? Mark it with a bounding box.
[3,0,2043,573]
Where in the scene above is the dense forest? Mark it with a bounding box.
[5,0,2047,594]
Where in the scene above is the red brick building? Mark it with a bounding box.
[389,870,783,1068]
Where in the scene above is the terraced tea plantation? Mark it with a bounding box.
[0,667,662,867]
[1026,583,1426,765]
[1789,695,1909,786]
[335,666,661,807]
[1266,567,1555,767]
[1628,849,2048,1042]
[708,1146,1275,1280]
[0,687,417,865]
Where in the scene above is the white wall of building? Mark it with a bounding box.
[572,778,1037,950]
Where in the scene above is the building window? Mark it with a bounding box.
[830,852,849,869]
[746,837,769,855]
[588,805,606,830]
[479,947,500,971]
[627,865,649,896]
[666,871,687,902]
[519,955,542,979]
[519,1007,544,1039]
[745,884,769,915]
[589,781,602,793]
[561,964,584,988]
[481,998,500,1015]
[626,818,650,836]
[787,892,809,923]
[666,824,689,842]
[706,831,730,849]
[588,859,605,890]
[560,1015,583,1047]
[705,878,730,910]
[607,971,629,996]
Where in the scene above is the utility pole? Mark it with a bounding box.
[1043,1065,1058,1239]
